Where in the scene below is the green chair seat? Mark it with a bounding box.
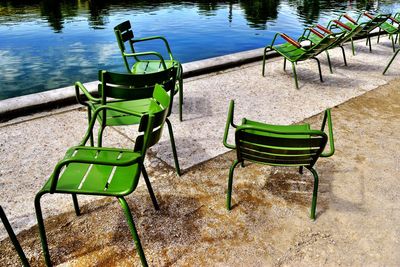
[41,148,141,196]
[132,60,176,74]
[273,43,305,62]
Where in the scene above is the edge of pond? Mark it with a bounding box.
[0,47,268,121]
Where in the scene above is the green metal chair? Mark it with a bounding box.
[335,12,391,55]
[223,100,335,220]
[35,84,171,267]
[114,20,184,121]
[383,47,400,75]
[262,30,345,89]
[1,206,30,266]
[75,68,181,175]
[377,16,400,52]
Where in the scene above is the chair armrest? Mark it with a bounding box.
[363,12,375,20]
[131,36,174,61]
[123,51,167,70]
[332,20,352,31]
[75,82,101,106]
[309,28,325,38]
[280,33,302,48]
[320,109,335,157]
[389,17,400,25]
[343,14,358,25]
[223,100,237,149]
[316,24,333,34]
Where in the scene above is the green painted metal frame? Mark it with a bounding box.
[383,47,400,74]
[35,86,171,266]
[114,20,184,121]
[262,31,345,89]
[0,206,30,266]
[75,69,181,176]
[223,100,335,220]
[335,12,391,55]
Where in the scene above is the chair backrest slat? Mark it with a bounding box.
[236,128,327,167]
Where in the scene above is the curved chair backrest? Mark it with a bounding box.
[114,20,135,72]
[135,84,171,152]
[234,120,328,168]
[99,68,177,109]
[301,32,344,59]
[356,13,391,34]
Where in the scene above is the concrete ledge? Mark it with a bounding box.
[0,48,268,121]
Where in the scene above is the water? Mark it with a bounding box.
[0,0,399,100]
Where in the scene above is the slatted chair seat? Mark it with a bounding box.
[41,147,141,196]
[223,100,335,220]
[132,59,176,74]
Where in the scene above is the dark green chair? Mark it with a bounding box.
[262,30,345,89]
[114,20,184,121]
[223,100,335,220]
[335,12,391,55]
[377,16,400,52]
[75,68,181,175]
[1,206,30,266]
[35,84,171,267]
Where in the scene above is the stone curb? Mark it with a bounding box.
[0,48,268,121]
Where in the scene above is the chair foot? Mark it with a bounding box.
[299,166,303,174]
[312,57,323,82]
[35,191,52,266]
[291,62,299,89]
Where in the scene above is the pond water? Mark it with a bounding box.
[0,0,399,100]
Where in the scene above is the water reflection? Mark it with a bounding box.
[0,0,399,99]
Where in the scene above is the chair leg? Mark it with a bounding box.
[299,166,303,175]
[117,197,148,267]
[291,62,299,89]
[325,51,333,74]
[97,125,105,147]
[312,57,323,82]
[262,47,269,76]
[283,58,287,71]
[87,109,94,147]
[383,48,400,75]
[34,192,52,267]
[0,206,30,267]
[339,45,348,66]
[226,160,240,210]
[367,35,372,52]
[166,118,181,176]
[179,77,183,122]
[71,194,81,216]
[391,35,395,53]
[351,38,355,55]
[306,167,319,220]
[377,28,381,43]
[141,167,159,210]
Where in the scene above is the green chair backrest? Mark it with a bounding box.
[99,68,176,101]
[114,20,135,72]
[135,84,171,152]
[234,122,328,168]
[357,13,391,34]
[301,32,344,59]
